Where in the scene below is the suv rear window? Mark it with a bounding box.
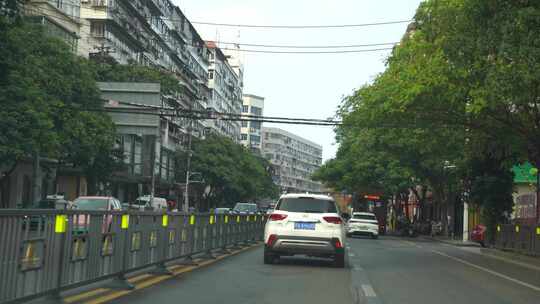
[276,197,337,213]
[354,214,377,221]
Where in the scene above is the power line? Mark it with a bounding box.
[214,41,399,49]
[190,20,412,29]
[216,47,394,54]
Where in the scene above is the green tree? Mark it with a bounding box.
[92,57,183,96]
[175,134,278,210]
[0,21,121,193]
[316,0,537,229]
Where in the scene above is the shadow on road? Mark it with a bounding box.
[273,256,337,268]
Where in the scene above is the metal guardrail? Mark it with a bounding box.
[494,224,540,256]
[0,210,266,303]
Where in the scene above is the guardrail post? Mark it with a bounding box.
[245,215,256,245]
[42,214,68,301]
[178,213,198,265]
[109,213,135,290]
[202,214,217,259]
[229,215,243,250]
[152,214,173,275]
[216,214,232,254]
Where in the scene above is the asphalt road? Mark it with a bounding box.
[111,236,540,304]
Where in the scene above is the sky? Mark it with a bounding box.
[173,0,424,161]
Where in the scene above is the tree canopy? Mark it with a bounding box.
[0,17,121,192]
[315,0,539,226]
[175,134,278,210]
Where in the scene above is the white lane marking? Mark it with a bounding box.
[353,265,363,271]
[431,250,540,292]
[361,284,377,297]
[348,252,355,257]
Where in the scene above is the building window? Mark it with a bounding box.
[241,133,248,140]
[241,120,248,127]
[91,21,105,37]
[242,105,249,113]
[250,135,261,143]
[208,70,214,79]
[250,106,262,116]
[251,121,261,129]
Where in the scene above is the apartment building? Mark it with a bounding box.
[78,0,209,136]
[205,41,243,142]
[24,0,81,52]
[241,94,264,153]
[261,127,323,193]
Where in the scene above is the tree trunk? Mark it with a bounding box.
[0,162,17,182]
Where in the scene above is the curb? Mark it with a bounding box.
[59,243,263,304]
[419,236,480,247]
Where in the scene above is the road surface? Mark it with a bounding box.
[111,236,540,304]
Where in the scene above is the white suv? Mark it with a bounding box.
[263,193,346,267]
[346,212,379,239]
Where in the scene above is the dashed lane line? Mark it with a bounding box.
[361,285,377,297]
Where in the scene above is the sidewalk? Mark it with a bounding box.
[420,235,540,270]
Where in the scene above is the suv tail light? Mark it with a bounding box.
[267,234,278,246]
[269,213,288,221]
[332,238,343,249]
[323,216,342,224]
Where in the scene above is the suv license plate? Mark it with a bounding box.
[294,222,315,230]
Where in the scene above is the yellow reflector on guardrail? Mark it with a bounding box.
[246,215,250,222]
[209,215,215,225]
[189,215,195,225]
[55,215,67,233]
[162,215,169,227]
[496,225,500,232]
[537,227,540,235]
[121,215,129,229]
[515,225,520,233]
[225,215,229,223]
[236,215,240,223]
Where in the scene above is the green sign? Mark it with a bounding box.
[512,163,538,184]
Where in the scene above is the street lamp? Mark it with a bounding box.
[530,167,540,225]
[184,172,203,212]
[443,161,457,238]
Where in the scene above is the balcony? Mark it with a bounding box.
[90,0,107,7]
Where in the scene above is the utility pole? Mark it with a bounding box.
[536,169,540,225]
[31,152,41,204]
[150,102,163,205]
[183,118,193,212]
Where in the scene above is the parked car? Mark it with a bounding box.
[346,212,379,239]
[22,195,72,230]
[72,196,122,233]
[215,207,231,214]
[129,196,168,211]
[265,203,276,215]
[263,193,347,267]
[471,224,487,247]
[231,202,258,215]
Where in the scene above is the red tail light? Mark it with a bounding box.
[267,234,278,246]
[269,213,288,221]
[323,216,342,224]
[333,238,343,248]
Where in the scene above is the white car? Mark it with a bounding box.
[263,193,346,267]
[131,196,168,211]
[346,212,379,239]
